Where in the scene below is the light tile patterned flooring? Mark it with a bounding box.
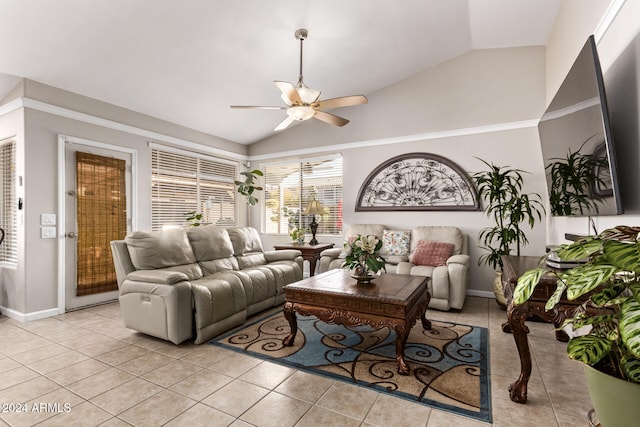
[0,297,593,426]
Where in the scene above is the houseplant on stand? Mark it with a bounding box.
[472,159,545,307]
[515,225,640,426]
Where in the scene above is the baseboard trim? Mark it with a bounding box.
[467,289,495,299]
[0,306,60,322]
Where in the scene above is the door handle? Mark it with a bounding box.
[67,232,77,238]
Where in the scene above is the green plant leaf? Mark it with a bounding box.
[560,264,617,300]
[545,281,567,311]
[513,268,546,305]
[590,282,628,307]
[555,237,602,261]
[622,358,640,384]
[571,313,616,330]
[603,240,640,272]
[620,299,640,359]
[567,335,611,365]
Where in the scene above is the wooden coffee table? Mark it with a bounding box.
[282,269,431,375]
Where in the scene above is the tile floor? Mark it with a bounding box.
[0,297,593,426]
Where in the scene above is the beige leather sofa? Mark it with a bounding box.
[318,224,469,311]
[110,225,303,344]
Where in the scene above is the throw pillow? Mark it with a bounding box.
[381,230,411,256]
[411,240,454,267]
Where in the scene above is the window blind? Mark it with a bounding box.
[0,139,17,264]
[151,148,237,230]
[264,156,342,236]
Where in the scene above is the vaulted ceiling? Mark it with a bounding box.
[0,0,561,145]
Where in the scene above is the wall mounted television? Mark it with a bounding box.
[538,35,622,217]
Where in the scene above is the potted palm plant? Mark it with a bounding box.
[515,225,640,426]
[472,159,545,307]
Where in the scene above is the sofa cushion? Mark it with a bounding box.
[125,229,202,280]
[187,225,234,261]
[381,229,411,256]
[227,227,264,255]
[411,240,454,267]
[411,226,464,255]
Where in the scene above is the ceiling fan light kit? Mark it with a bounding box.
[231,28,367,131]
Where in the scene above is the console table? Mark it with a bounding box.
[501,255,594,404]
[274,242,334,277]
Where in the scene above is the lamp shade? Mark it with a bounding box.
[304,199,326,215]
[287,105,315,121]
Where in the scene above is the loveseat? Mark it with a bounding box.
[318,224,469,310]
[110,225,303,345]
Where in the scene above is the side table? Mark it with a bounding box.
[273,242,334,276]
[501,255,595,404]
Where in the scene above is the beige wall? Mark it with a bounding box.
[0,108,25,313]
[1,80,249,317]
[251,47,549,294]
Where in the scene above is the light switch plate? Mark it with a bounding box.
[41,227,56,239]
[41,213,56,225]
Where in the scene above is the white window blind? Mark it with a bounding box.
[151,148,237,230]
[264,156,342,236]
[0,139,17,264]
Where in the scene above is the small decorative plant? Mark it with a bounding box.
[472,159,545,270]
[235,169,264,206]
[514,225,640,383]
[289,228,305,244]
[185,211,203,227]
[342,235,386,277]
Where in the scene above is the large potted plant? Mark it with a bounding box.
[472,159,545,307]
[515,225,640,426]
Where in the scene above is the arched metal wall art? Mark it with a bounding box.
[355,152,479,211]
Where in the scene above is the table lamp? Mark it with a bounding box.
[303,199,326,245]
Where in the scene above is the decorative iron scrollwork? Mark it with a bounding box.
[356,152,479,211]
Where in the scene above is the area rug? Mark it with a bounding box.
[210,311,492,423]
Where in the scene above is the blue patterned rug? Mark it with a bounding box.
[210,311,491,423]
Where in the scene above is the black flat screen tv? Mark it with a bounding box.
[538,35,622,217]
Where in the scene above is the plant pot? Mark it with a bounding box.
[584,364,640,426]
[493,271,507,308]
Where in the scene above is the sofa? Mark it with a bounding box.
[110,225,303,345]
[318,224,469,311]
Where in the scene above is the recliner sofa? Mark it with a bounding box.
[110,225,303,344]
[318,224,469,310]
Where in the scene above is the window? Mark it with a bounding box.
[151,147,237,230]
[0,139,17,264]
[264,156,342,236]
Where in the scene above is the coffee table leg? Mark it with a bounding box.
[421,309,431,330]
[282,302,297,346]
[394,324,410,375]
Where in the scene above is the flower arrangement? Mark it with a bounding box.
[342,234,386,277]
[289,227,305,244]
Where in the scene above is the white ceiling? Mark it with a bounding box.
[0,0,561,145]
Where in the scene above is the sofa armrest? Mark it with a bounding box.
[126,270,189,285]
[320,247,343,258]
[446,254,470,266]
[396,261,412,275]
[264,250,302,262]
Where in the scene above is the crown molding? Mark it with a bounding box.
[248,119,539,161]
[14,97,248,161]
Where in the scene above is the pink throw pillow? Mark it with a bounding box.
[411,241,454,267]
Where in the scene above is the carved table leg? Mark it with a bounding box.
[282,302,298,346]
[394,323,410,375]
[507,301,532,404]
[502,321,512,333]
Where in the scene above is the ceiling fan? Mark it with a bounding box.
[230,28,368,131]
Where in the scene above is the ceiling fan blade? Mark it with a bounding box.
[315,95,368,110]
[274,81,302,105]
[274,116,296,131]
[313,110,349,127]
[230,105,286,110]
